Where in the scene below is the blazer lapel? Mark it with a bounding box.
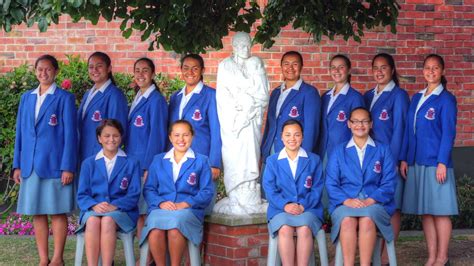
[346,146,362,172]
[95,158,108,181]
[182,93,202,119]
[277,158,293,180]
[27,93,37,128]
[294,156,310,181]
[278,89,299,117]
[36,93,57,125]
[177,157,195,182]
[129,97,148,121]
[85,89,106,114]
[109,156,127,183]
[371,90,391,111]
[328,93,347,115]
[362,145,376,175]
[418,93,440,114]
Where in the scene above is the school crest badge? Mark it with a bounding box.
[48,114,58,126]
[187,172,197,185]
[288,106,300,118]
[379,109,389,121]
[120,177,129,190]
[336,110,347,122]
[91,110,102,122]
[304,176,313,188]
[191,109,202,121]
[425,108,435,120]
[134,115,144,127]
[373,161,382,173]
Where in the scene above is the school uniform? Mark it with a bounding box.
[263,148,324,238]
[13,84,77,215]
[261,80,321,161]
[325,137,397,243]
[364,81,409,209]
[77,80,128,162]
[140,148,214,245]
[400,85,458,215]
[76,149,141,233]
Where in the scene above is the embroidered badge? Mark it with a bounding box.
[187,172,197,185]
[191,109,202,121]
[120,177,129,190]
[425,108,435,120]
[48,114,58,126]
[373,161,382,174]
[336,110,347,122]
[91,110,102,122]
[288,106,300,118]
[304,176,313,188]
[134,115,144,127]
[379,109,389,121]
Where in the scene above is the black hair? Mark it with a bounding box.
[372,53,400,86]
[35,54,59,70]
[423,54,447,89]
[168,119,194,136]
[181,54,205,81]
[281,51,304,66]
[134,57,159,89]
[349,107,372,122]
[330,54,352,83]
[88,51,116,85]
[281,119,304,136]
[96,119,124,141]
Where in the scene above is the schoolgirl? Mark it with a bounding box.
[400,54,458,266]
[77,51,128,163]
[77,119,140,266]
[263,119,324,266]
[13,54,77,266]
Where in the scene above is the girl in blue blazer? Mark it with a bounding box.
[125,57,168,249]
[326,107,397,265]
[77,52,128,163]
[263,119,324,266]
[168,54,221,214]
[399,54,458,266]
[261,51,321,162]
[364,53,409,264]
[77,119,141,266]
[141,120,214,266]
[13,54,77,266]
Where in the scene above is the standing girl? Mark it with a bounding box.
[400,54,458,266]
[263,119,324,266]
[77,119,141,266]
[13,54,78,266]
[364,53,409,263]
[78,51,128,163]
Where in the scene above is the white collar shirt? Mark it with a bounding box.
[95,148,127,180]
[277,147,308,179]
[327,83,350,114]
[346,137,376,168]
[129,84,156,116]
[178,81,203,119]
[82,79,112,118]
[414,84,444,132]
[164,148,196,183]
[370,80,395,110]
[276,79,303,117]
[31,83,57,121]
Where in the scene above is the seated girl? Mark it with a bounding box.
[263,119,324,266]
[326,107,397,266]
[140,120,214,266]
[77,119,141,266]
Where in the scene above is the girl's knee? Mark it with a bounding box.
[100,217,117,232]
[296,226,312,237]
[341,217,357,231]
[167,229,184,240]
[279,225,295,238]
[358,217,376,231]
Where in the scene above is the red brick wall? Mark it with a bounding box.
[0,0,472,146]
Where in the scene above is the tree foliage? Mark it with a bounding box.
[0,0,399,52]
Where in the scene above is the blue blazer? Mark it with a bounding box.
[263,150,324,221]
[77,153,141,224]
[399,89,457,168]
[125,90,168,176]
[325,141,397,216]
[318,87,365,157]
[13,87,78,179]
[261,82,321,161]
[144,152,215,223]
[364,86,409,162]
[168,85,222,169]
[77,84,128,162]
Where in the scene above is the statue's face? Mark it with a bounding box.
[232,39,251,59]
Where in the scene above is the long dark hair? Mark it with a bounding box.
[423,54,447,89]
[88,51,116,85]
[372,53,399,86]
[330,54,352,83]
[134,57,159,91]
[180,54,205,81]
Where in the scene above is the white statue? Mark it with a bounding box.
[214,32,269,215]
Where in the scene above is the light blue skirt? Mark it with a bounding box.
[76,210,135,234]
[17,171,74,215]
[204,180,217,215]
[138,176,148,215]
[330,204,393,243]
[394,173,405,210]
[402,164,458,215]
[140,209,203,246]
[269,212,322,238]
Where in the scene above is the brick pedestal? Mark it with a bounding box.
[203,213,269,266]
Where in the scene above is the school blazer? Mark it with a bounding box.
[143,152,214,223]
[13,88,78,178]
[399,89,457,168]
[125,90,168,175]
[325,141,397,216]
[364,86,409,162]
[261,82,321,160]
[168,85,222,169]
[77,84,128,162]
[318,87,365,157]
[77,154,141,224]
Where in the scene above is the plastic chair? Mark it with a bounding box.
[334,235,397,266]
[75,231,135,266]
[139,237,201,266]
[267,228,329,266]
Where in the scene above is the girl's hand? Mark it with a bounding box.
[436,163,447,184]
[361,198,376,207]
[143,171,148,183]
[12,169,21,184]
[343,198,366,208]
[284,203,302,215]
[159,201,177,211]
[400,161,408,179]
[175,202,190,210]
[105,203,118,212]
[92,202,109,213]
[211,168,221,181]
[61,171,74,185]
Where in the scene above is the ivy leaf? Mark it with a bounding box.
[122,28,132,39]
